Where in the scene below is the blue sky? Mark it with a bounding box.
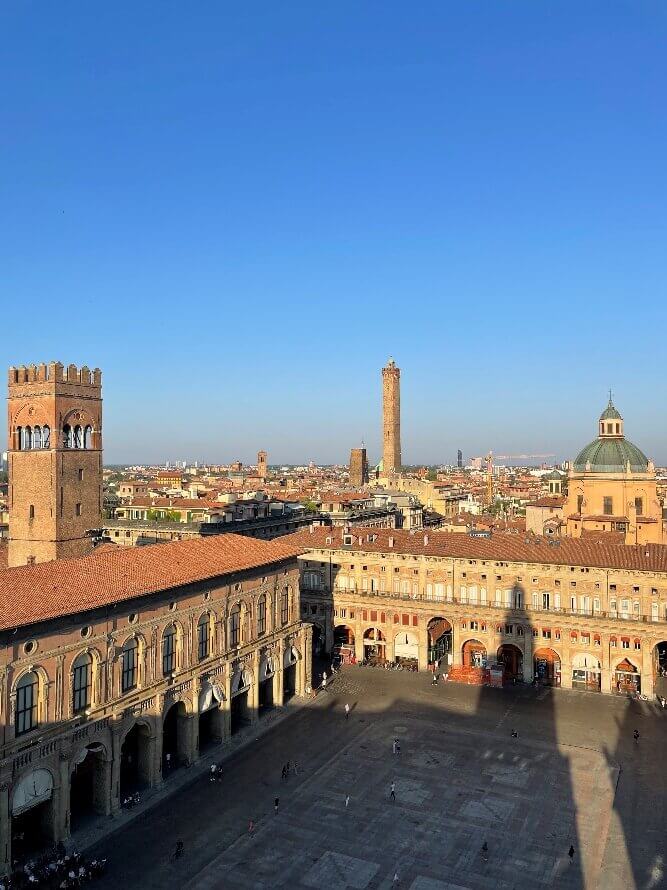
[2,2,666,466]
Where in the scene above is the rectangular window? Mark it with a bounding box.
[635,497,643,516]
[16,676,38,735]
[229,612,240,648]
[281,590,289,624]
[122,644,137,692]
[542,592,550,610]
[73,660,92,713]
[198,618,211,660]
[78,469,84,481]
[603,496,613,515]
[577,495,584,514]
[75,503,82,517]
[257,598,266,635]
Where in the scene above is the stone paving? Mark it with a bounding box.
[89,667,667,890]
[183,708,616,890]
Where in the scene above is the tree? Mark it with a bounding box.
[300,499,318,513]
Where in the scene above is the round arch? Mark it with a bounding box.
[497,643,523,681]
[334,624,355,646]
[612,656,641,694]
[363,627,386,663]
[394,630,419,664]
[461,639,487,668]
[533,647,562,687]
[571,652,601,692]
[427,616,453,667]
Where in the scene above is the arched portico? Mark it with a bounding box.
[162,700,189,773]
[198,682,225,751]
[533,647,562,687]
[613,657,641,694]
[120,721,153,798]
[462,639,487,668]
[497,644,523,681]
[230,668,253,733]
[363,627,386,663]
[427,617,453,669]
[11,769,55,861]
[571,653,601,692]
[69,742,110,833]
[393,631,419,667]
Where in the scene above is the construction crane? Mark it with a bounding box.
[493,453,555,461]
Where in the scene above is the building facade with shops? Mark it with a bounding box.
[295,526,667,697]
[0,533,311,872]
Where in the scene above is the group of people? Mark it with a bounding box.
[1,849,107,889]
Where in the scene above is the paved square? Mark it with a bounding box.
[183,710,617,889]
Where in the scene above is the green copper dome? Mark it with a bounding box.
[573,438,649,474]
[600,400,622,421]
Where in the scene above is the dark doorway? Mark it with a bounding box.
[259,677,274,712]
[283,664,297,701]
[120,723,151,797]
[12,799,54,862]
[70,746,107,833]
[497,644,523,681]
[162,702,188,775]
[427,617,452,668]
[312,624,324,658]
[198,707,223,752]
[230,691,250,735]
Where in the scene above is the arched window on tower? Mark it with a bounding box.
[63,424,72,449]
[24,427,33,450]
[42,425,50,448]
[84,425,92,449]
[16,426,22,450]
[73,425,83,449]
[33,426,42,449]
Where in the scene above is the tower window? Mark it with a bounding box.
[63,425,72,449]
[29,505,35,520]
[603,497,613,515]
[607,423,613,434]
[78,469,84,481]
[635,497,643,516]
[577,495,583,514]
[75,503,82,517]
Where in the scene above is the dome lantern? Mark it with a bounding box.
[599,392,623,438]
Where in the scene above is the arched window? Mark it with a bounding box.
[197,613,211,661]
[121,638,138,692]
[610,636,617,648]
[24,426,33,449]
[162,625,177,675]
[280,588,289,625]
[33,426,42,449]
[42,425,50,448]
[63,424,72,449]
[257,595,267,636]
[73,425,83,449]
[72,652,93,714]
[229,606,240,648]
[84,425,92,449]
[16,426,22,449]
[16,672,39,736]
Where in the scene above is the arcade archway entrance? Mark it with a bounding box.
[70,743,108,833]
[534,648,561,686]
[462,639,487,668]
[497,644,523,681]
[120,722,152,797]
[162,701,188,774]
[428,618,452,668]
[12,769,55,861]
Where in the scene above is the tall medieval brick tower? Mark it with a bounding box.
[7,362,103,567]
[382,358,401,474]
[257,449,268,481]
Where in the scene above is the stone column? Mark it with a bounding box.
[300,624,313,693]
[522,632,534,682]
[600,646,611,695]
[451,624,461,667]
[222,672,232,740]
[0,783,11,877]
[275,641,285,705]
[250,652,260,724]
[150,729,162,788]
[54,753,70,843]
[559,647,572,689]
[110,726,122,814]
[642,645,655,697]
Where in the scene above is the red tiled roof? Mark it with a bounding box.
[527,497,566,508]
[0,534,301,631]
[286,525,667,573]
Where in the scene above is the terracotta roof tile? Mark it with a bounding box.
[287,526,667,574]
[0,534,301,632]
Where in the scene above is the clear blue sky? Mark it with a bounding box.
[2,2,666,466]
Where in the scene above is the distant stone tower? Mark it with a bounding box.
[382,358,401,474]
[7,362,103,567]
[257,450,268,480]
[349,447,369,488]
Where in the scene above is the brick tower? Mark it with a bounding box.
[257,450,268,481]
[349,447,369,488]
[7,362,103,567]
[382,358,401,474]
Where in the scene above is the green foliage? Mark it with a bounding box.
[147,508,181,522]
[300,499,318,512]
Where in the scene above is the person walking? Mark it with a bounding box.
[345,794,350,808]
[511,729,519,738]
[390,781,396,802]
[286,761,291,777]
[274,797,280,814]
[481,841,488,862]
[633,729,640,743]
[392,739,397,755]
[344,703,350,720]
[248,820,255,836]
[293,760,299,775]
[568,844,575,863]
[174,840,184,860]
[281,764,287,780]
[321,675,327,691]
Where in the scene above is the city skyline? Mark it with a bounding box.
[3,3,666,463]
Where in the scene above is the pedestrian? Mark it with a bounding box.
[248,820,255,836]
[633,729,640,743]
[345,794,350,808]
[286,761,291,777]
[568,844,575,863]
[321,675,327,691]
[431,673,438,685]
[393,871,399,884]
[511,729,518,738]
[390,781,396,801]
[392,739,397,755]
[174,840,184,860]
[481,841,488,861]
[281,764,287,780]
[274,797,279,814]
[396,740,401,754]
[165,752,172,772]
[294,760,299,775]
[344,703,350,720]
